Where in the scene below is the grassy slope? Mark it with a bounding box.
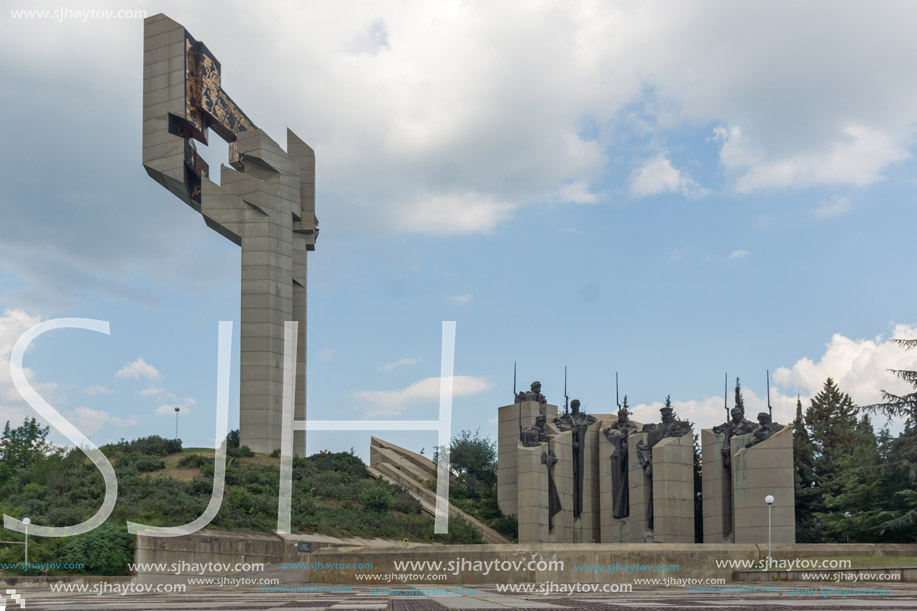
[0,440,483,576]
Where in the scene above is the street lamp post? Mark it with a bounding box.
[765,495,775,568]
[23,517,30,567]
[174,406,180,440]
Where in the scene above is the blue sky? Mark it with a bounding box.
[1,1,915,459]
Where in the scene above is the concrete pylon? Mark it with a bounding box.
[142,14,317,455]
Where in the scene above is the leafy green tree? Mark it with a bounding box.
[437,429,515,540]
[0,417,52,470]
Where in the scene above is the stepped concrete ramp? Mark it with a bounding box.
[368,437,511,544]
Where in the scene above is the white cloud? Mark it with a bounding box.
[395,192,517,235]
[629,325,917,432]
[718,124,910,193]
[348,19,390,55]
[773,324,917,409]
[814,195,853,219]
[6,1,917,246]
[379,357,420,373]
[72,406,139,436]
[449,294,474,306]
[728,249,749,259]
[0,309,58,425]
[139,387,164,397]
[353,375,496,417]
[115,358,162,382]
[156,404,191,416]
[551,180,600,204]
[84,385,113,396]
[630,154,709,198]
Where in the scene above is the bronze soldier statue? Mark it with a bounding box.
[712,406,756,468]
[745,412,783,448]
[521,414,550,447]
[555,399,597,518]
[636,402,692,530]
[542,445,562,529]
[603,402,639,519]
[516,380,547,404]
[520,414,562,530]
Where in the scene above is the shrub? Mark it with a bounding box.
[178,454,209,468]
[228,444,254,458]
[60,523,135,576]
[390,492,421,514]
[360,483,393,513]
[226,429,240,450]
[133,455,166,473]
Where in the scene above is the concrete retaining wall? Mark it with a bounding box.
[309,542,917,584]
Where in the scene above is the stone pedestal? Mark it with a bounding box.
[625,431,652,542]
[550,429,574,543]
[497,401,556,517]
[652,432,695,543]
[575,418,603,543]
[732,426,795,544]
[701,429,731,543]
[516,443,548,543]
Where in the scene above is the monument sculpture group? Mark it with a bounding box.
[498,378,795,544]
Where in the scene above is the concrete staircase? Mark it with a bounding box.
[368,437,510,544]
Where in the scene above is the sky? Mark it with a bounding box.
[1,1,915,460]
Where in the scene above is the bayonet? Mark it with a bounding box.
[724,372,729,420]
[616,372,621,410]
[564,366,569,415]
[516,362,522,442]
[767,369,772,418]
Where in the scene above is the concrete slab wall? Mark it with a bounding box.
[733,426,795,544]
[652,432,695,543]
[701,428,731,543]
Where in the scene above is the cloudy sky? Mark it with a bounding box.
[1,1,915,457]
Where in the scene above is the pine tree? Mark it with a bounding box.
[793,396,816,488]
[806,378,859,492]
[793,396,818,541]
[859,337,917,540]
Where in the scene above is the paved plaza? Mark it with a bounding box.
[6,583,917,610]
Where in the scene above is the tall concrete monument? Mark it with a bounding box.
[142,14,318,455]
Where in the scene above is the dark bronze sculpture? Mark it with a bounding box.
[555,399,597,518]
[636,401,692,530]
[520,413,562,529]
[604,402,639,519]
[745,412,783,448]
[712,406,756,468]
[521,414,551,447]
[516,381,547,404]
[542,445,562,529]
